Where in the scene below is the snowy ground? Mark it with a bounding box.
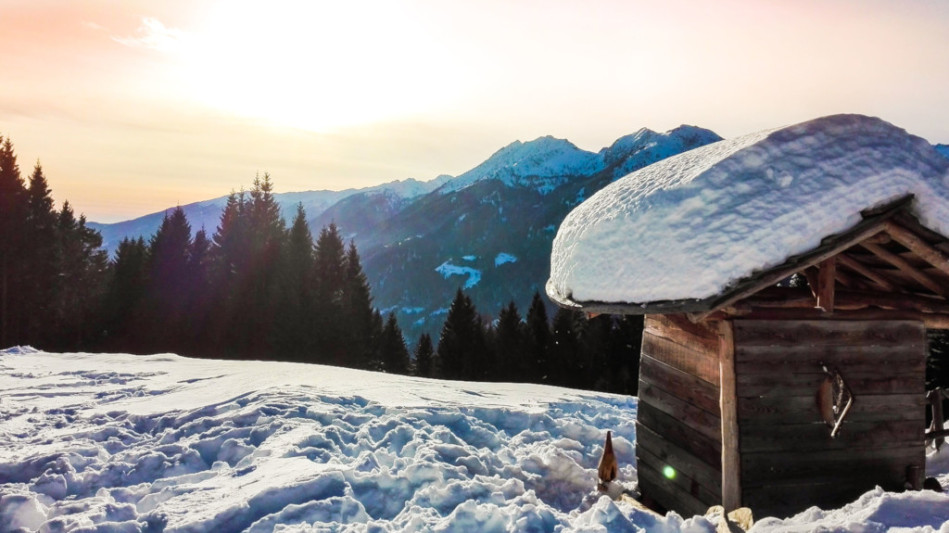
[1,348,948,532]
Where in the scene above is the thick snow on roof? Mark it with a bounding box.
[547,114,949,307]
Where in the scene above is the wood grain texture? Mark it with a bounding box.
[641,332,720,385]
[640,354,721,416]
[637,422,722,500]
[638,381,721,443]
[741,446,923,487]
[637,401,722,470]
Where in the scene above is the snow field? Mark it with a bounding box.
[2,348,949,532]
[0,349,652,532]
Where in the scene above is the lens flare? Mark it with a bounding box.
[662,465,676,480]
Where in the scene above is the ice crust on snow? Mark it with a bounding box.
[548,114,949,306]
[1,348,948,531]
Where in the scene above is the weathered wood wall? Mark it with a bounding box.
[637,314,722,516]
[733,319,927,518]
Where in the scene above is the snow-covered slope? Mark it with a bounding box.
[2,348,948,532]
[548,114,949,307]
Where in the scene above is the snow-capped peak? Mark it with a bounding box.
[438,135,604,195]
[600,124,724,179]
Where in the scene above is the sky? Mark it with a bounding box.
[2,0,949,223]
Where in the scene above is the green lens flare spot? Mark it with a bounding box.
[662,465,676,480]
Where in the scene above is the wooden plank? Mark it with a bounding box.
[741,446,923,487]
[637,422,722,497]
[817,257,836,312]
[743,477,903,519]
[739,420,924,453]
[641,332,720,385]
[732,320,924,348]
[737,371,923,397]
[638,401,722,469]
[639,382,722,442]
[640,354,721,416]
[738,393,926,424]
[645,315,719,354]
[727,308,949,329]
[885,220,949,278]
[735,346,926,376]
[637,457,711,518]
[861,242,949,296]
[718,321,741,512]
[638,445,722,503]
[837,253,899,291]
[835,289,949,314]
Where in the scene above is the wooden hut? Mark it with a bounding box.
[546,115,949,518]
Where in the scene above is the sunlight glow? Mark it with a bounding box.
[181,0,463,132]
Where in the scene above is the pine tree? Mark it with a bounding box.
[277,204,315,361]
[145,208,193,351]
[247,173,285,253]
[343,240,377,368]
[183,228,213,354]
[524,291,551,383]
[0,136,26,346]
[51,202,108,348]
[103,237,148,350]
[22,162,59,344]
[494,301,524,381]
[583,315,614,391]
[312,223,348,364]
[607,315,643,395]
[436,288,486,380]
[550,307,586,387]
[208,191,248,357]
[212,191,249,287]
[414,333,435,377]
[379,312,410,374]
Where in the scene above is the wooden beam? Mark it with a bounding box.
[727,307,949,328]
[690,222,890,323]
[884,221,949,278]
[817,258,836,312]
[836,254,899,292]
[803,267,819,298]
[834,289,949,314]
[861,242,948,296]
[718,320,741,512]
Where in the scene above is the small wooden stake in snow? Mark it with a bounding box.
[597,430,618,490]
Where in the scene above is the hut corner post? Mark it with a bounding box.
[718,320,741,511]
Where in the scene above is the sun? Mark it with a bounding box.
[181,0,460,132]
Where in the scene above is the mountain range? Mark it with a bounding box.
[91,128,949,342]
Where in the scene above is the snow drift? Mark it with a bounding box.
[1,348,948,531]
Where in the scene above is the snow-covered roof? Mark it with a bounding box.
[547,114,949,312]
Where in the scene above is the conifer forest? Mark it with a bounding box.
[0,135,643,394]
